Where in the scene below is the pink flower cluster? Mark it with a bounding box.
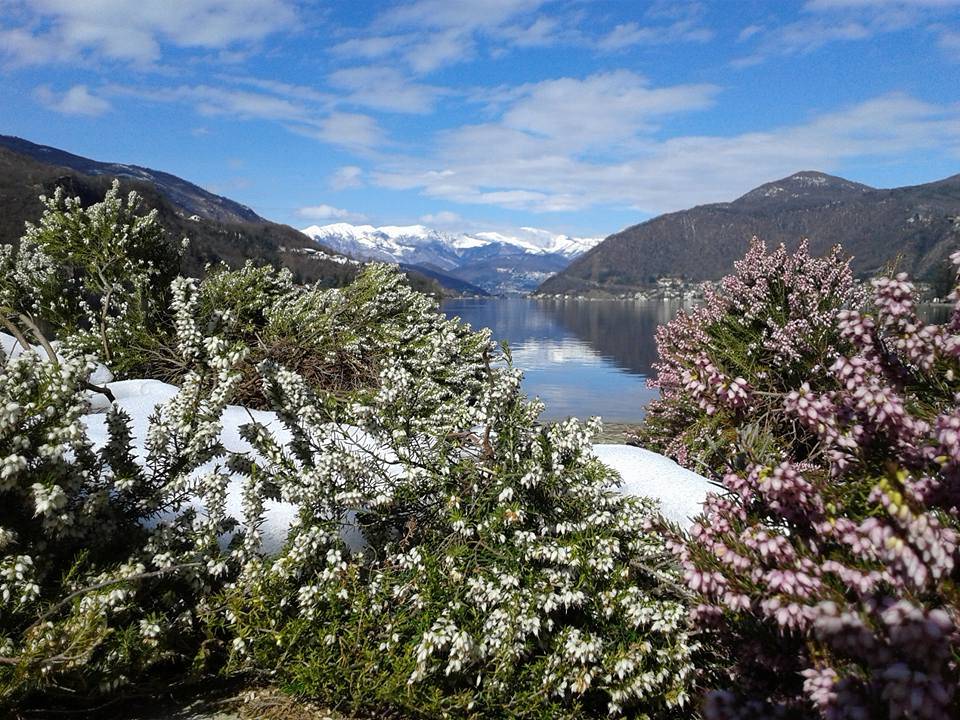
[652,239,858,398]
[650,241,960,718]
[638,238,863,475]
[682,355,752,416]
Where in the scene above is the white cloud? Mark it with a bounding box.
[306,113,385,151]
[330,166,364,190]
[0,26,74,66]
[328,66,443,114]
[111,84,310,122]
[805,0,960,9]
[497,71,719,149]
[735,0,960,65]
[223,76,335,106]
[598,20,712,51]
[375,0,544,32]
[419,210,461,225]
[330,34,414,61]
[296,204,366,222]
[0,0,297,66]
[372,92,960,214]
[110,82,387,151]
[500,16,563,47]
[937,26,960,57]
[34,84,111,116]
[334,0,548,73]
[597,1,713,51]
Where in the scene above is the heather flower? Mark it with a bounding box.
[647,242,960,718]
[636,239,865,475]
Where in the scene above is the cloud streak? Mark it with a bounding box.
[0,0,297,67]
[107,81,387,151]
[734,0,960,65]
[373,92,960,214]
[34,84,111,116]
[297,204,366,222]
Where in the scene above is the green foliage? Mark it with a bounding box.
[158,261,487,409]
[216,370,700,719]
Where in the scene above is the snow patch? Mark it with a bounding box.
[3,340,714,553]
[591,444,714,528]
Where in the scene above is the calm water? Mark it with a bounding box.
[440,298,690,422]
[440,300,954,423]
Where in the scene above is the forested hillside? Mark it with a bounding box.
[539,171,960,296]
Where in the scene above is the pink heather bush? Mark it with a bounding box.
[644,240,960,718]
[636,238,865,475]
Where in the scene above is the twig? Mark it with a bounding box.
[82,380,116,403]
[0,314,32,359]
[1,309,116,402]
[13,312,59,365]
[99,280,115,363]
[32,562,203,629]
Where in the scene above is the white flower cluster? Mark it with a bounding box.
[2,251,696,716]
[0,304,248,696]
[207,265,698,717]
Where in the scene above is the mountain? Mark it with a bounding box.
[301,223,601,295]
[397,264,489,297]
[0,134,261,225]
[0,142,362,288]
[0,136,456,297]
[538,171,960,297]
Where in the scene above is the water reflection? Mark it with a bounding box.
[440,299,955,423]
[440,298,689,422]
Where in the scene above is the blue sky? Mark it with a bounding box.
[1,0,959,239]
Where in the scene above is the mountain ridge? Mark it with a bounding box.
[0,139,457,298]
[0,134,263,225]
[538,170,960,297]
[302,222,602,295]
[0,143,362,287]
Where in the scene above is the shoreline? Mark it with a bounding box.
[591,421,640,444]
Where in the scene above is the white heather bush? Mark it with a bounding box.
[0,186,704,716]
[201,265,704,718]
[0,181,182,376]
[0,331,244,705]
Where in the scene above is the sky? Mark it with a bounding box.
[1,0,959,239]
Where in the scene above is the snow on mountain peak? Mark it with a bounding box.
[300,221,604,295]
[301,222,601,259]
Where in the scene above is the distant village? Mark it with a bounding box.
[535,277,946,303]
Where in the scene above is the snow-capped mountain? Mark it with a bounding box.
[300,223,602,295]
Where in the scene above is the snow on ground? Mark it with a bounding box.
[79,379,399,553]
[4,331,713,551]
[81,380,300,553]
[591,444,715,528]
[2,332,114,385]
[81,381,714,547]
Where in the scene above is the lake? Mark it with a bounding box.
[440,298,690,423]
[441,299,954,424]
